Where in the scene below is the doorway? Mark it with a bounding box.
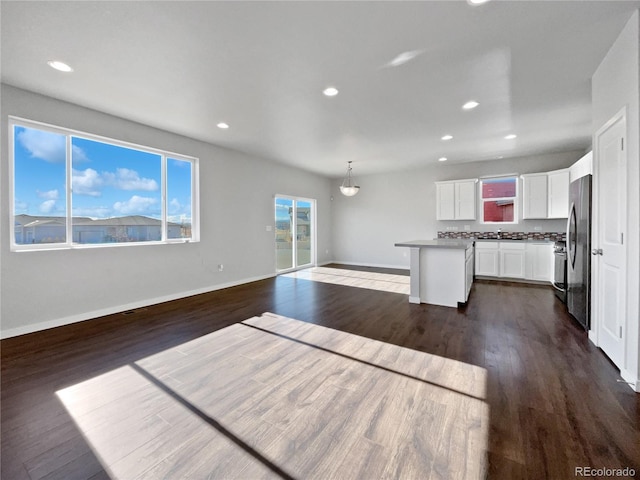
[275,195,316,272]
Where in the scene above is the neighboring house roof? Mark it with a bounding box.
[14,214,183,227]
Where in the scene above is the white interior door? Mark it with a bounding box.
[594,111,626,368]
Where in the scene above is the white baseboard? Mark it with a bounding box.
[620,368,640,393]
[0,273,276,339]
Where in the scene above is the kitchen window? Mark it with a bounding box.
[10,117,199,250]
[480,176,518,224]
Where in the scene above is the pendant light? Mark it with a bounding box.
[340,161,360,196]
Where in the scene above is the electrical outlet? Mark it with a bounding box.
[266,225,272,232]
[534,226,542,231]
[218,264,224,272]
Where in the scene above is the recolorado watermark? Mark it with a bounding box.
[575,466,636,477]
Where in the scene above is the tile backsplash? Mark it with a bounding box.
[437,231,566,241]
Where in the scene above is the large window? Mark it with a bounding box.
[10,117,198,250]
[480,176,518,224]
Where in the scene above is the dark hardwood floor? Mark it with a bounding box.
[2,264,639,479]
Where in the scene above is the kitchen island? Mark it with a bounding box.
[395,239,474,307]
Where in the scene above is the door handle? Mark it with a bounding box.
[591,248,603,255]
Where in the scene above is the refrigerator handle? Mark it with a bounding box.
[567,202,577,268]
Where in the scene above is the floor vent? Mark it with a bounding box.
[122,308,148,315]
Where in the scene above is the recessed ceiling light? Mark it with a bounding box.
[387,50,423,68]
[467,0,491,5]
[438,157,448,162]
[217,122,229,129]
[47,60,73,72]
[441,134,453,141]
[462,100,479,110]
[323,87,339,97]
[504,134,517,140]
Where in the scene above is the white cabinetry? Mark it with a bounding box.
[521,168,569,219]
[476,240,554,282]
[475,241,525,279]
[525,243,553,282]
[436,179,477,220]
[522,173,548,219]
[499,243,526,278]
[465,245,474,299]
[475,242,499,276]
[547,169,570,218]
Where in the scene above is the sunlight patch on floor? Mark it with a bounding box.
[56,313,488,479]
[282,266,410,295]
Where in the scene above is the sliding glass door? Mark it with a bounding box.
[275,196,315,272]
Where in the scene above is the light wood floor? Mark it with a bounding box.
[282,267,410,295]
[57,313,487,479]
[2,264,639,479]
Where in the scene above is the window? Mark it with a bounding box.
[480,176,518,224]
[10,117,198,250]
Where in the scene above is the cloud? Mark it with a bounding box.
[17,128,66,163]
[39,199,57,214]
[169,198,182,213]
[72,206,112,219]
[113,195,158,215]
[72,145,90,163]
[72,168,104,196]
[37,189,59,200]
[14,200,29,213]
[104,168,159,191]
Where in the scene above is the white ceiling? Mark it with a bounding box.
[2,1,639,177]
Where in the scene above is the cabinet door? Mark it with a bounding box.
[500,250,526,278]
[455,180,476,220]
[527,243,553,281]
[475,248,499,276]
[436,183,455,220]
[548,169,569,218]
[522,174,548,219]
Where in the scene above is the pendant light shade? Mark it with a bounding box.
[340,161,360,196]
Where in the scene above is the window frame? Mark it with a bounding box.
[9,116,199,251]
[479,175,519,225]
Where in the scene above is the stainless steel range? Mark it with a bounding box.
[553,240,567,304]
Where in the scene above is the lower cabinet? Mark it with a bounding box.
[476,241,547,280]
[475,242,499,276]
[499,243,526,278]
[525,242,553,281]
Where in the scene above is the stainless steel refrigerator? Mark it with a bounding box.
[566,174,591,329]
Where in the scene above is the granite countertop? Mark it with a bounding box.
[395,239,474,249]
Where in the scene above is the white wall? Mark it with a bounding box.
[592,11,640,389]
[0,85,333,338]
[331,150,583,268]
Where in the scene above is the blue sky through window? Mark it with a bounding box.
[13,126,192,224]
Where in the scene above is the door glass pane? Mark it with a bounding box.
[167,158,193,239]
[296,200,312,267]
[275,197,293,270]
[13,126,67,244]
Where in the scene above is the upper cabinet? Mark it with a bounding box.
[521,168,569,219]
[436,179,477,220]
[547,169,570,218]
[521,173,548,219]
